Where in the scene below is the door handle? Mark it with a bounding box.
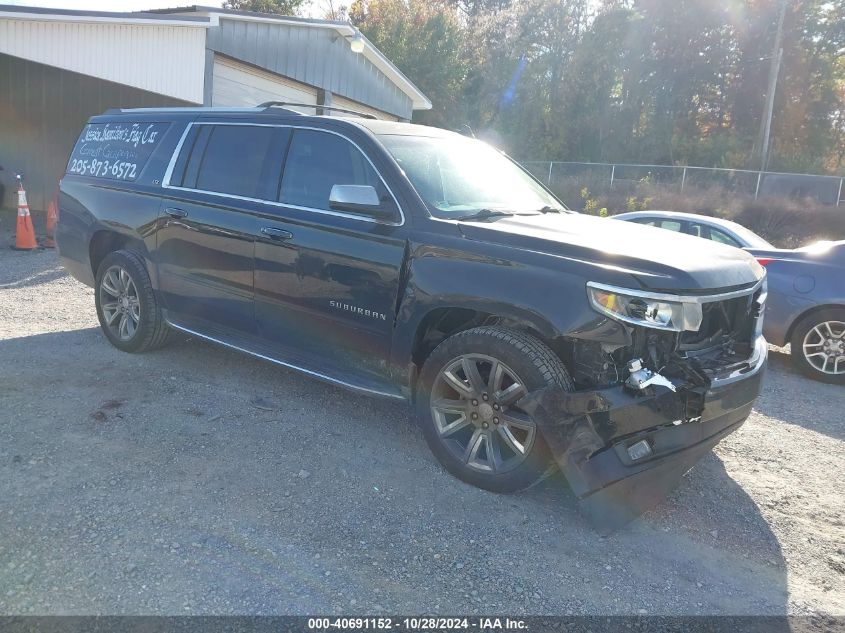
[165,207,188,219]
[260,227,293,241]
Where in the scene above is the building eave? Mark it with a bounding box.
[152,5,432,111]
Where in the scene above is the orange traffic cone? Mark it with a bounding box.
[13,175,38,251]
[44,197,58,248]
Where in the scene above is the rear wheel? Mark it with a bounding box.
[416,326,574,493]
[790,307,845,384]
[95,249,171,353]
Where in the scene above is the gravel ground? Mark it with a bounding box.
[0,222,843,616]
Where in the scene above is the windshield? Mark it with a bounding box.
[378,133,566,218]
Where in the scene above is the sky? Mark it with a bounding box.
[2,0,324,17]
[3,0,221,10]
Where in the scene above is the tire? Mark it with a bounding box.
[94,249,171,353]
[415,326,574,493]
[789,307,845,385]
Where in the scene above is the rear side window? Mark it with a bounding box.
[707,227,741,247]
[191,125,284,199]
[657,219,683,232]
[280,129,383,212]
[633,218,658,227]
[67,121,170,181]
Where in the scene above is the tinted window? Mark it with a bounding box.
[633,218,659,227]
[67,121,170,182]
[280,129,383,212]
[708,227,741,247]
[175,126,211,188]
[657,220,683,232]
[194,125,281,199]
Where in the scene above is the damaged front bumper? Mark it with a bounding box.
[520,336,767,530]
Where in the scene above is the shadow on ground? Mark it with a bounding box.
[0,327,788,615]
[754,348,844,441]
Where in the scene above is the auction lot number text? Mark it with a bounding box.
[308,618,526,631]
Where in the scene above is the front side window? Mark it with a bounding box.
[280,129,384,212]
[377,133,565,218]
[193,125,281,199]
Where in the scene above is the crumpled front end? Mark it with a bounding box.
[521,280,768,531]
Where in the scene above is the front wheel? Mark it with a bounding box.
[94,249,171,353]
[790,308,845,384]
[416,326,574,493]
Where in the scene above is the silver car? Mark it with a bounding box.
[615,211,845,384]
[612,210,774,249]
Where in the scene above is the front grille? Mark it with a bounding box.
[569,283,764,389]
[677,285,764,372]
[680,295,750,351]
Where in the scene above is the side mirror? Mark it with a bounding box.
[329,184,393,219]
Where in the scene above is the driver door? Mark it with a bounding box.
[253,128,407,388]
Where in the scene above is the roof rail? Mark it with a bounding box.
[258,101,378,120]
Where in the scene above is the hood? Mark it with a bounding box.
[458,213,764,292]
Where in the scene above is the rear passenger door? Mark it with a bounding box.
[254,127,407,389]
[157,123,286,335]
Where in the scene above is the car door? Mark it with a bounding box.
[254,127,407,388]
[157,123,286,336]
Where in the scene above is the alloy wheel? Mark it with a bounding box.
[99,265,141,341]
[802,320,845,375]
[430,354,536,474]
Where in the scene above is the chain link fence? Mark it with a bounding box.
[521,161,845,207]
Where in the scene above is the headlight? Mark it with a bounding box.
[586,282,702,332]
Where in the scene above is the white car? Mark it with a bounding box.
[613,210,773,249]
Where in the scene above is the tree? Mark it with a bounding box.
[310,0,845,173]
[223,0,307,15]
[349,0,469,128]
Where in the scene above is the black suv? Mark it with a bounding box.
[57,105,767,524]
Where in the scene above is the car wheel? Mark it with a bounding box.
[416,326,574,493]
[94,249,171,353]
[789,307,845,384]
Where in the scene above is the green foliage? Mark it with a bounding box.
[223,0,307,14]
[349,0,469,128]
[579,186,602,214]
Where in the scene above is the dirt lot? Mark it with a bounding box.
[1,223,843,616]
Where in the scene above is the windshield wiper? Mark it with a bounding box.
[452,209,515,221]
[535,205,562,214]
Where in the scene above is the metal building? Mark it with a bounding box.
[0,3,430,212]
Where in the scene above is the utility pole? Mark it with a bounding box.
[758,0,787,173]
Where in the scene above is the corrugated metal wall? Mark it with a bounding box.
[0,53,190,212]
[0,18,206,104]
[331,93,399,122]
[208,19,413,120]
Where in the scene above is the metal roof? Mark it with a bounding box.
[0,3,431,115]
[151,5,431,112]
[0,3,208,26]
